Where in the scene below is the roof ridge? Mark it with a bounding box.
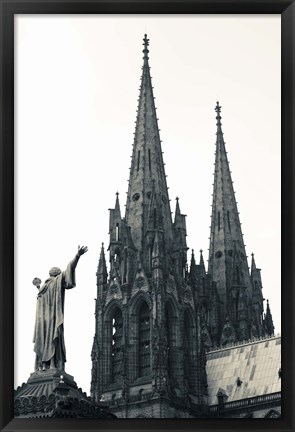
[207,333,281,353]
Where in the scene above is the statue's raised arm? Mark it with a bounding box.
[33,245,88,372]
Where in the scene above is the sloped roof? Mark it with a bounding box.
[206,335,281,405]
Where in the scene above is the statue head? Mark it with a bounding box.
[49,267,61,277]
[32,277,42,288]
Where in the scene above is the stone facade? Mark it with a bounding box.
[90,35,278,418]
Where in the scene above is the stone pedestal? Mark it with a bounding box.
[14,369,115,418]
[26,368,77,394]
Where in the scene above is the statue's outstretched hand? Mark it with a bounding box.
[78,245,88,256]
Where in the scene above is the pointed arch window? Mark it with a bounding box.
[123,248,127,284]
[138,302,151,377]
[227,210,231,231]
[149,246,152,272]
[114,249,121,270]
[111,308,123,384]
[165,302,177,382]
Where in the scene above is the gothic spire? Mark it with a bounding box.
[124,35,173,255]
[250,253,263,292]
[251,252,256,273]
[208,102,252,324]
[97,243,107,277]
[264,299,275,336]
[96,242,108,298]
[172,197,188,277]
[174,196,181,222]
[173,197,187,245]
[199,249,205,268]
[115,191,121,215]
[191,249,196,268]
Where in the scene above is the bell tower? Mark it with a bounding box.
[90,35,208,418]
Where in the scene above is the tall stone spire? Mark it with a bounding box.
[97,243,108,283]
[208,102,252,330]
[124,34,173,258]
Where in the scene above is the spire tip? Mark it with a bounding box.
[215,101,222,128]
[215,101,221,113]
[143,34,150,60]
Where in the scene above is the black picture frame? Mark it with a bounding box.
[1,1,294,431]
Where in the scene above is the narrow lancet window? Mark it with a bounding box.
[148,149,151,172]
[138,302,151,377]
[218,212,221,231]
[227,211,231,231]
[115,223,119,241]
[111,308,123,384]
[137,151,141,171]
[123,248,127,284]
[149,246,152,271]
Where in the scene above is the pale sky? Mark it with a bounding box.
[15,15,281,394]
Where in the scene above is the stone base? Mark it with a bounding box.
[15,369,116,418]
[27,368,77,388]
[15,368,78,401]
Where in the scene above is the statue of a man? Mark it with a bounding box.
[32,245,88,372]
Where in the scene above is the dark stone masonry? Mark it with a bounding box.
[89,35,279,418]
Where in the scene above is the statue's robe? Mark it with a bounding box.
[33,260,76,367]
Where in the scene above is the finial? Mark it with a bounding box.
[215,101,221,113]
[101,242,104,248]
[251,252,254,257]
[200,249,203,254]
[116,191,119,197]
[142,34,149,60]
[215,101,222,128]
[176,196,179,202]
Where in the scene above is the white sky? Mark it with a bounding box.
[15,15,281,394]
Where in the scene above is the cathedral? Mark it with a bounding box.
[90,35,280,418]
